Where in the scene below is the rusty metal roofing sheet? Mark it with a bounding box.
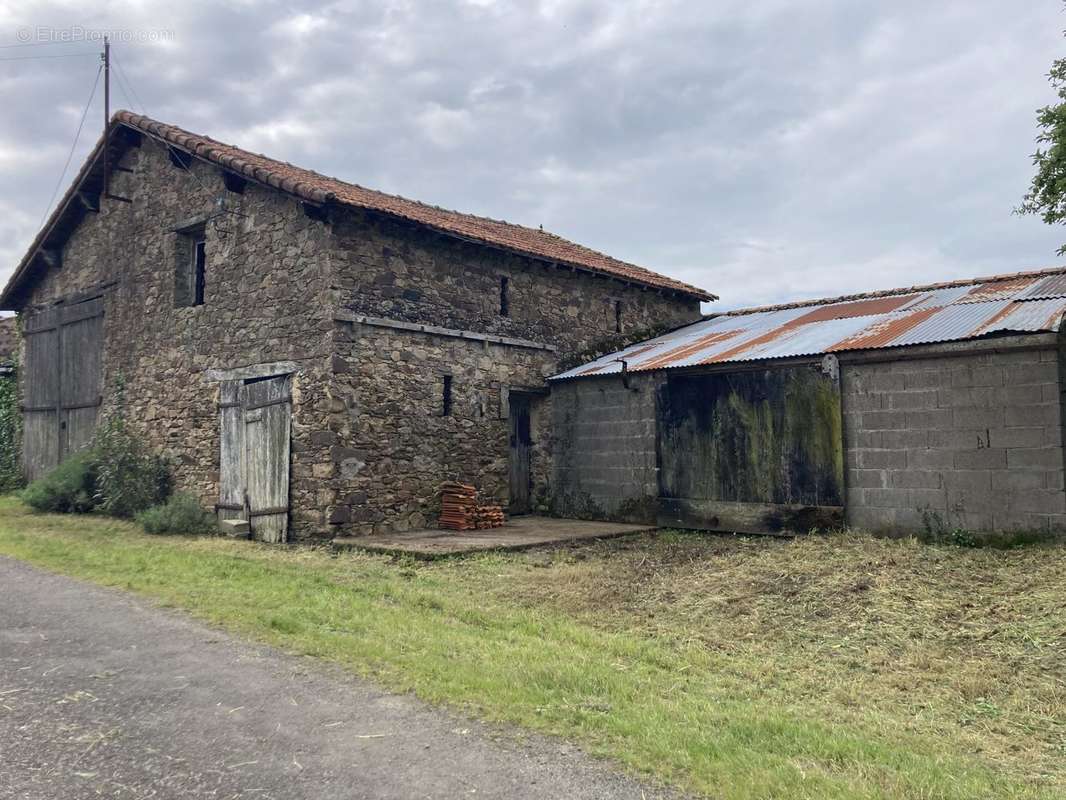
[552,268,1066,380]
[1017,273,1066,300]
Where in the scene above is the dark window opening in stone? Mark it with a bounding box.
[169,148,192,170]
[175,225,207,308]
[442,375,453,416]
[499,276,510,317]
[615,300,623,333]
[193,239,207,305]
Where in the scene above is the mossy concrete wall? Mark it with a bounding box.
[552,333,1066,536]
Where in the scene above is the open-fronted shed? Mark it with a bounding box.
[551,269,1066,537]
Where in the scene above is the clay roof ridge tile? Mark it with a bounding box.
[27,110,713,301]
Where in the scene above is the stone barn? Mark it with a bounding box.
[552,270,1066,537]
[1,111,711,541]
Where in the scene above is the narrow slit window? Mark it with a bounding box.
[192,237,207,306]
[442,375,453,416]
[614,300,623,333]
[175,224,207,308]
[499,276,510,317]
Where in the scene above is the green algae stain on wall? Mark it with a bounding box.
[658,365,844,507]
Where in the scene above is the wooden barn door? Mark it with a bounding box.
[217,381,246,526]
[508,393,532,514]
[21,299,104,482]
[657,361,845,534]
[244,375,292,543]
[218,374,291,543]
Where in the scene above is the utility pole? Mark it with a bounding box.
[102,36,110,195]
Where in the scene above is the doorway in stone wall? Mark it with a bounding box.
[508,392,532,514]
[218,373,292,543]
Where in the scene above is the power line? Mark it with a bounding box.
[110,48,214,197]
[111,51,144,114]
[0,52,97,62]
[0,39,98,50]
[39,64,103,228]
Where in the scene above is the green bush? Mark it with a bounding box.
[136,493,216,535]
[92,417,171,518]
[19,417,172,519]
[19,450,97,513]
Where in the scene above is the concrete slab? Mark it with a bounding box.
[332,516,654,558]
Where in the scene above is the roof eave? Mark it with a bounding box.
[4,111,716,307]
[0,124,118,310]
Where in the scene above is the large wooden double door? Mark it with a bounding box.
[21,298,104,482]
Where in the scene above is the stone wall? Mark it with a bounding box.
[19,138,336,536]
[330,209,701,355]
[328,320,557,534]
[840,336,1066,535]
[15,134,704,541]
[323,205,701,534]
[550,373,661,523]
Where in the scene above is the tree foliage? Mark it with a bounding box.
[1019,47,1066,254]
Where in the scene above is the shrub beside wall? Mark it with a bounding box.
[19,450,96,512]
[91,416,171,518]
[136,493,217,535]
[20,419,173,521]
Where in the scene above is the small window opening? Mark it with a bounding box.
[499,276,510,317]
[442,375,453,416]
[175,225,207,308]
[614,300,623,333]
[193,237,207,306]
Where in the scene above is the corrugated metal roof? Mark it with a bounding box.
[553,267,1066,380]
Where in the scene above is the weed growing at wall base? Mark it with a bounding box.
[136,493,216,535]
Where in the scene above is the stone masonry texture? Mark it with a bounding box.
[15,135,701,539]
[21,139,336,537]
[328,323,558,535]
[321,208,700,535]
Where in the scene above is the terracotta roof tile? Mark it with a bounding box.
[118,111,714,299]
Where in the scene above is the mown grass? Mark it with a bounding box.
[0,496,1062,799]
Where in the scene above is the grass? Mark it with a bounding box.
[0,496,1062,799]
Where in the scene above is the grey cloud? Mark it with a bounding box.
[0,0,1063,313]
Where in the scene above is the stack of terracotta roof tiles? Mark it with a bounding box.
[473,505,506,529]
[439,481,506,531]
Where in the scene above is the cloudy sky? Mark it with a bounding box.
[0,1,1063,311]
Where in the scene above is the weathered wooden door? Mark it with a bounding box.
[508,393,531,514]
[217,380,246,526]
[218,374,292,543]
[657,362,845,534]
[21,299,104,481]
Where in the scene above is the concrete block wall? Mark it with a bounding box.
[841,339,1066,535]
[551,374,661,523]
